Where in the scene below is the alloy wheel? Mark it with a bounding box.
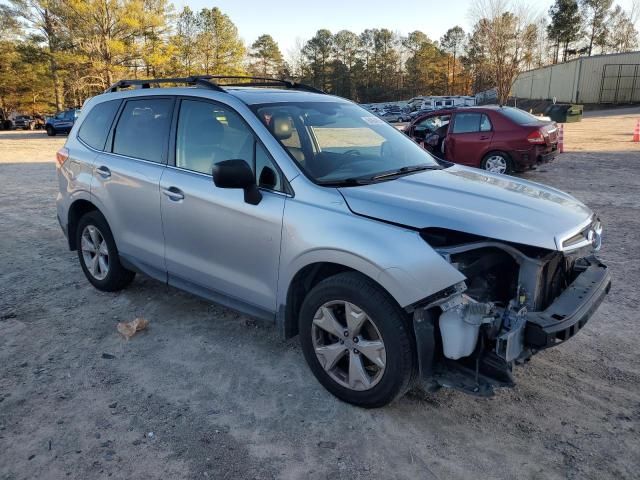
[484,155,508,174]
[311,301,386,391]
[80,225,109,280]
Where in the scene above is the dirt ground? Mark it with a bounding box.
[1,107,639,480]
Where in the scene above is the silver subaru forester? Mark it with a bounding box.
[56,76,610,407]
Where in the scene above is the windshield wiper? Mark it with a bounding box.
[371,164,441,181]
[316,177,373,187]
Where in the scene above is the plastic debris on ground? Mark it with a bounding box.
[117,318,149,339]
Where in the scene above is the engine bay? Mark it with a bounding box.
[413,231,605,396]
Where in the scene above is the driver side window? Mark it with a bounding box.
[176,99,285,192]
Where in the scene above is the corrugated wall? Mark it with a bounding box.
[512,51,640,104]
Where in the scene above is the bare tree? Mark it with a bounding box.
[470,0,533,104]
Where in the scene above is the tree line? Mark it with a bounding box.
[0,0,638,117]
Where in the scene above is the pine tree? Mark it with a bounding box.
[249,34,284,77]
[440,26,466,94]
[581,0,613,56]
[195,7,245,76]
[547,0,583,63]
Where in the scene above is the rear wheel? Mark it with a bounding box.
[481,152,512,174]
[76,211,135,291]
[299,272,415,408]
[46,125,55,136]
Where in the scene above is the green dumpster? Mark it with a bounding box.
[543,104,583,123]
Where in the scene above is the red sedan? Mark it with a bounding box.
[404,106,559,174]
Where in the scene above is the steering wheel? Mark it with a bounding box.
[343,149,361,156]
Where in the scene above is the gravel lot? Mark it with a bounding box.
[1,108,639,480]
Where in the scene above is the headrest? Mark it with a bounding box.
[270,113,293,140]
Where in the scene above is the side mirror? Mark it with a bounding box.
[212,159,262,205]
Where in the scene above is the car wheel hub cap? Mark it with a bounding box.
[81,225,109,280]
[485,155,507,173]
[311,301,386,391]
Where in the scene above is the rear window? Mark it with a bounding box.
[78,100,120,150]
[500,107,541,125]
[113,98,173,162]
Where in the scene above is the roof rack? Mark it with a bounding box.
[104,75,325,94]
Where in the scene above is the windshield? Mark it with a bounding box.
[252,102,440,184]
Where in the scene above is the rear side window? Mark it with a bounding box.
[78,101,120,151]
[113,98,173,163]
[452,113,492,134]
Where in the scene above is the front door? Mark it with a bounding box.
[445,112,493,167]
[160,98,286,318]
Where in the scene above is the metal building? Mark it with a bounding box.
[512,51,640,104]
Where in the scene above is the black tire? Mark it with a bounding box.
[481,151,513,175]
[46,125,55,136]
[76,211,135,292]
[299,272,415,408]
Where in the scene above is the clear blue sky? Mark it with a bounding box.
[179,0,637,59]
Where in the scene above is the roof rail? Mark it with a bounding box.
[104,76,225,93]
[208,76,326,94]
[104,75,325,94]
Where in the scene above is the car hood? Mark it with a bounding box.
[338,166,593,251]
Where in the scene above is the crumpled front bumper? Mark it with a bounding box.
[524,256,611,350]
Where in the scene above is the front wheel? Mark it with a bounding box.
[299,272,415,408]
[46,125,55,136]
[481,152,512,174]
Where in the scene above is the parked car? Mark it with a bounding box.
[46,108,80,136]
[56,76,609,407]
[398,106,413,122]
[379,105,402,123]
[405,106,559,174]
[408,107,434,121]
[13,115,38,130]
[0,112,13,130]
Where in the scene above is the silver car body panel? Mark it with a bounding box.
[57,86,600,327]
[338,165,593,251]
[276,175,466,310]
[160,166,286,314]
[90,151,167,276]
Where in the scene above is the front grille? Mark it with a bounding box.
[562,218,602,251]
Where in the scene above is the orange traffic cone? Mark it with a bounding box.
[558,124,564,153]
[633,119,640,142]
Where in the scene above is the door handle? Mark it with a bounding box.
[162,186,184,201]
[479,135,490,140]
[96,166,111,178]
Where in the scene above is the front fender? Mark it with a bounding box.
[277,183,466,311]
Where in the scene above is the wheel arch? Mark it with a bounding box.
[278,258,414,340]
[67,199,102,250]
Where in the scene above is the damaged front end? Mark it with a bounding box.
[410,225,611,396]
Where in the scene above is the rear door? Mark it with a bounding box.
[91,96,174,279]
[445,112,493,167]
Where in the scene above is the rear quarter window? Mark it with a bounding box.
[78,101,121,150]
